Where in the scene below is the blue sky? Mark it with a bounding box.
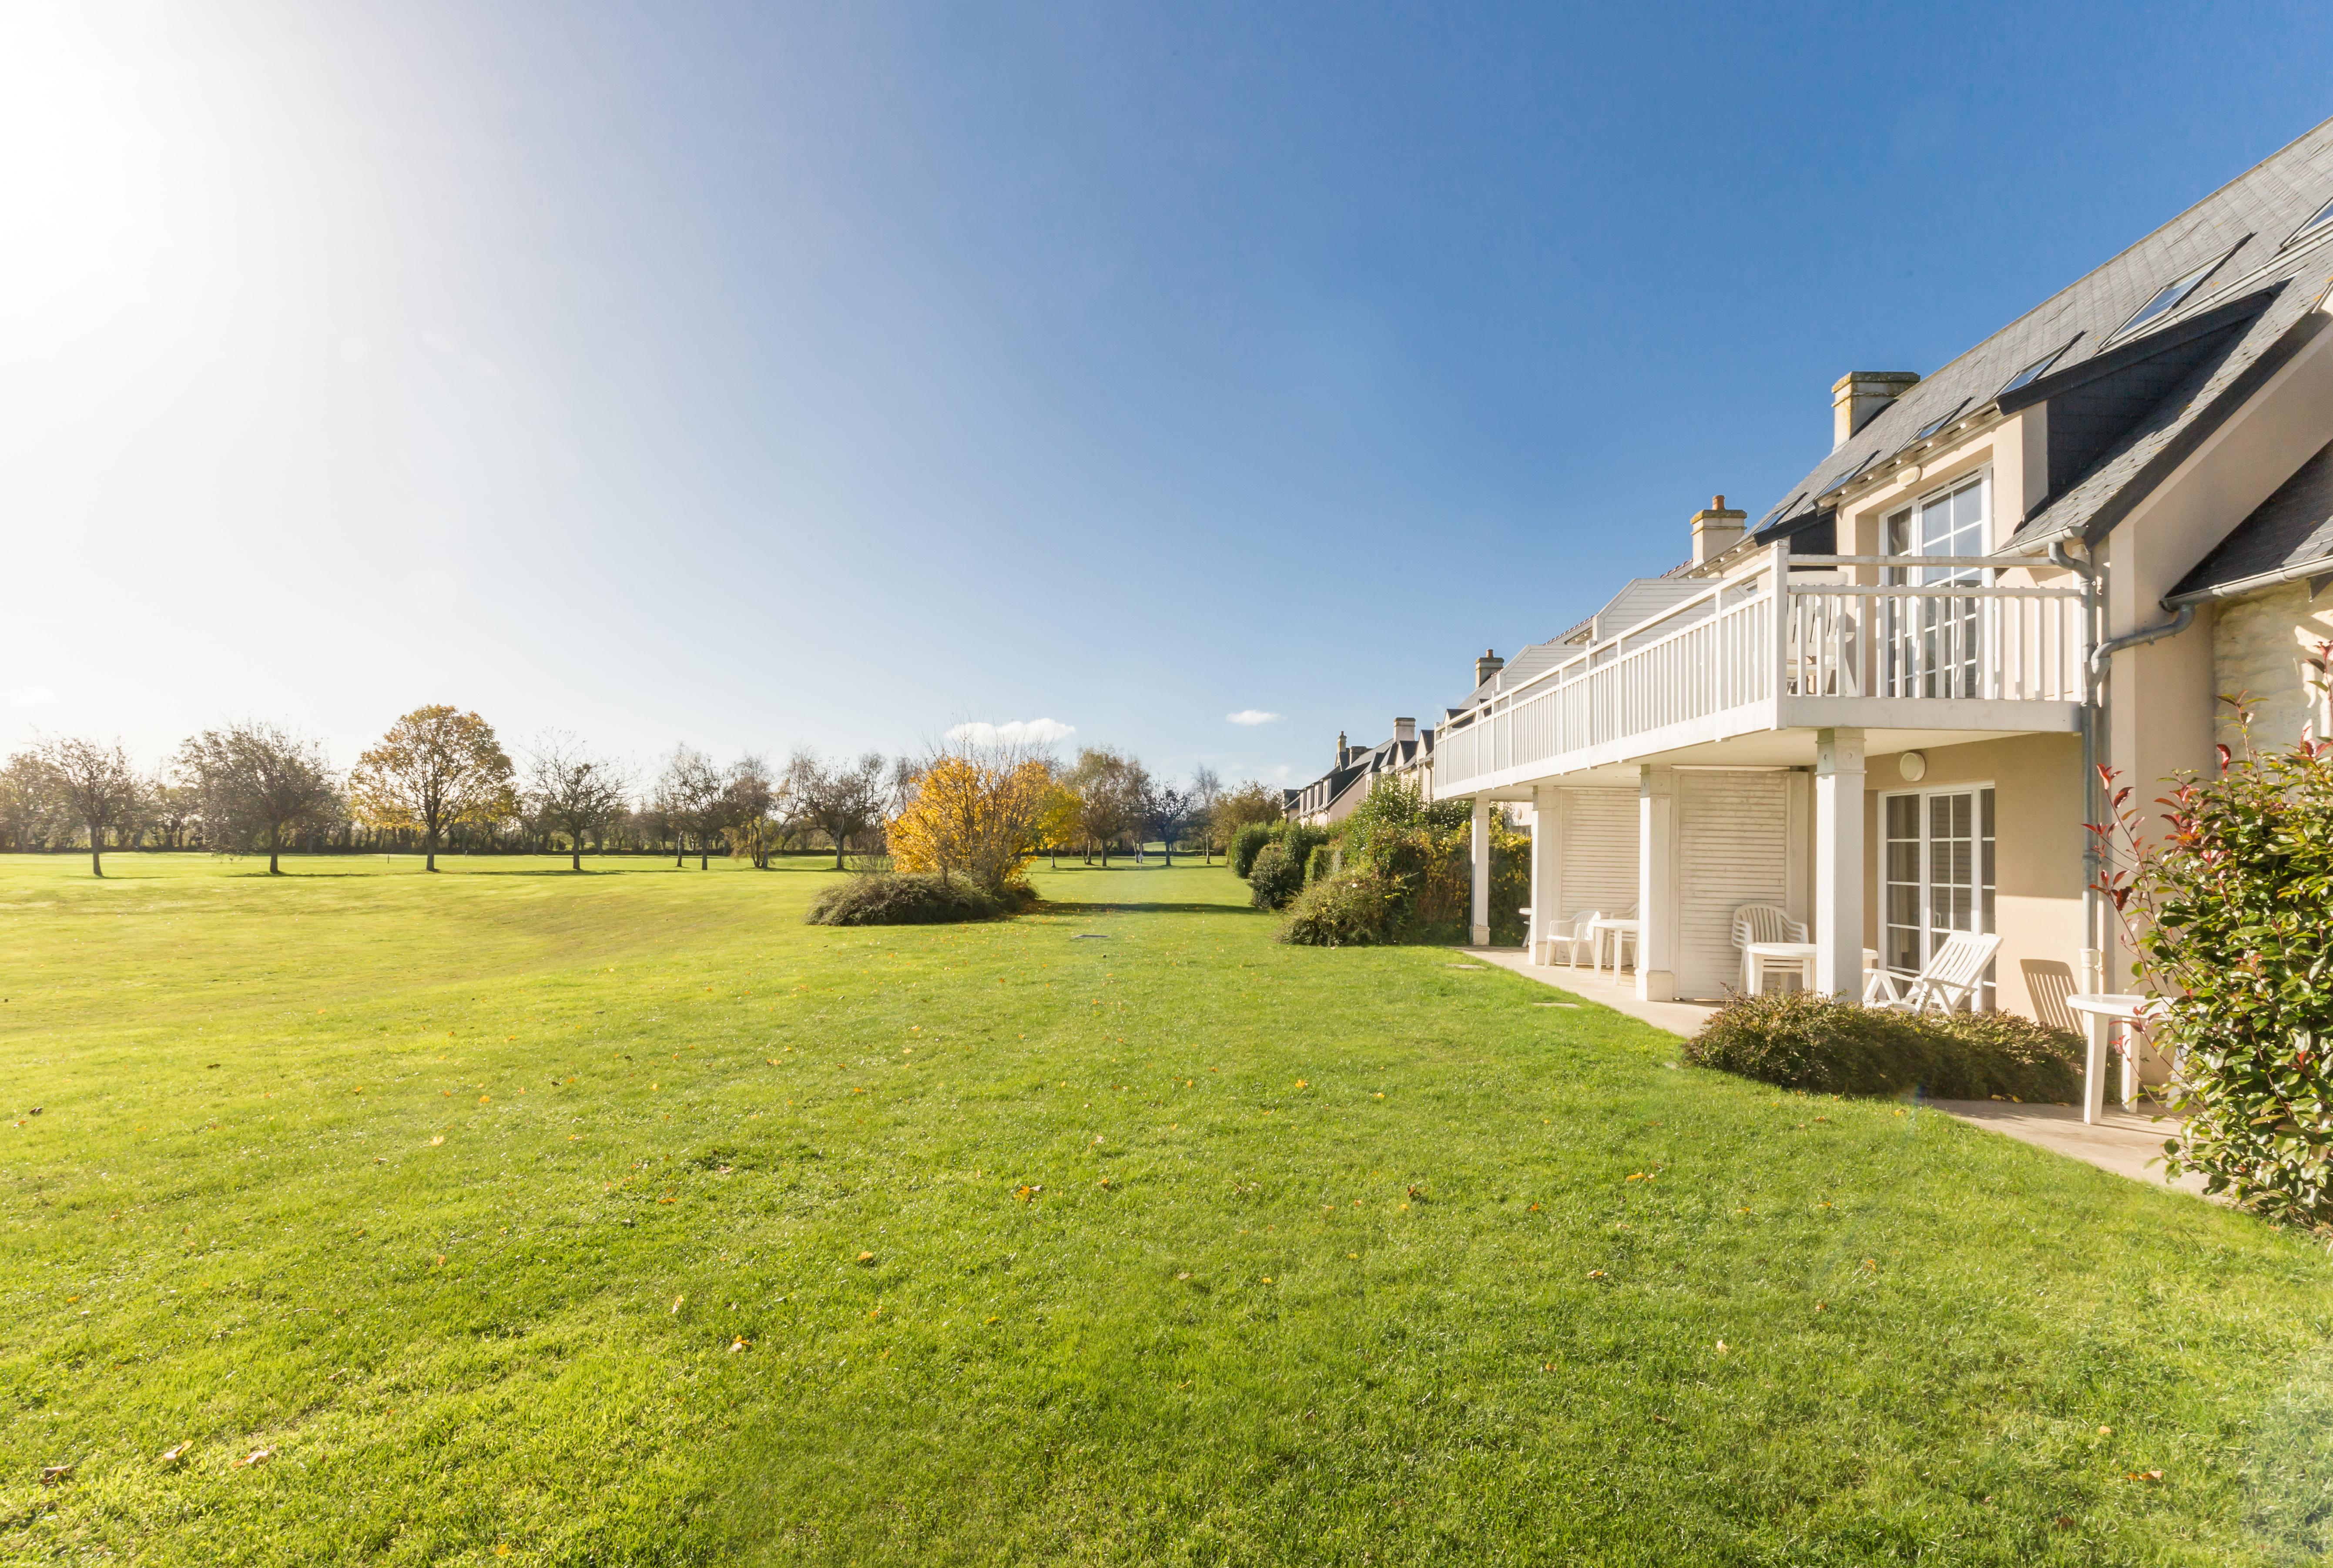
[6,2,2331,791]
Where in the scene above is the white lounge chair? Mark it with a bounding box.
[1864,931,2000,1015]
[1731,903,1810,994]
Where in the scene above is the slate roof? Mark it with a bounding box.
[1753,117,2333,551]
[2169,436,2333,602]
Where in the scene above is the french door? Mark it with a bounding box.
[1881,786,1997,1005]
[1883,472,1988,698]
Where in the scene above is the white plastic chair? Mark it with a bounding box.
[1732,903,1810,993]
[1865,931,2001,1014]
[1539,908,1604,968]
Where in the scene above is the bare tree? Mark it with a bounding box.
[655,745,725,869]
[347,706,517,873]
[34,735,143,876]
[1188,765,1224,862]
[177,722,340,874]
[722,754,780,869]
[787,749,888,870]
[526,732,632,872]
[1142,776,1197,868]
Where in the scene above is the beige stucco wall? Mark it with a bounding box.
[1860,732,2085,1025]
[2212,578,2333,750]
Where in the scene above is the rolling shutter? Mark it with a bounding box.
[1676,772,1791,1000]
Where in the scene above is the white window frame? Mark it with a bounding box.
[1878,781,1998,1008]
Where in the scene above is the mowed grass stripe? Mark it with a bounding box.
[0,853,2326,1565]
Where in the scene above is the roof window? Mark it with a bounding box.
[1998,338,2078,397]
[2108,258,2221,343]
[1911,399,1972,441]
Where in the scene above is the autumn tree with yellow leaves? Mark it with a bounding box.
[349,705,517,872]
[887,746,1055,896]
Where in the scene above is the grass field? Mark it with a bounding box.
[4,852,2333,1565]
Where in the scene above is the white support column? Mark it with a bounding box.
[1814,728,1866,997]
[1529,785,1562,964]
[1469,798,1492,947]
[1637,765,1677,1002]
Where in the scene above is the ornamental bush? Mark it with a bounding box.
[1280,868,1404,946]
[805,872,1006,926]
[1684,992,2080,1101]
[1247,840,1307,911]
[1230,823,1275,879]
[2097,714,2333,1222]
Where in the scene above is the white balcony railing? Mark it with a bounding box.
[1435,545,2088,794]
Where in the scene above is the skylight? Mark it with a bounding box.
[2287,193,2333,249]
[1912,399,1971,441]
[1998,338,2077,397]
[2108,258,2220,343]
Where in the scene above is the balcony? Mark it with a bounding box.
[1434,544,2088,797]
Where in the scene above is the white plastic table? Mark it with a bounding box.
[1743,941,1817,995]
[1587,917,1639,977]
[2065,993,2165,1125]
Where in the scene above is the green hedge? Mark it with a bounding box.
[1230,823,1275,879]
[1247,841,1306,911]
[806,873,1009,926]
[1683,992,2081,1101]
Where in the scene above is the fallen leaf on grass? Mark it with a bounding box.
[2128,1469,2163,1484]
[1714,1340,1728,1355]
[157,1442,191,1465]
[2098,1424,2113,1435]
[1015,1185,1042,1202]
[729,1337,750,1353]
[856,1252,876,1265]
[231,1448,272,1469]
[40,1464,73,1485]
[429,1136,444,1147]
[670,1294,685,1314]
[1587,1270,1607,1280]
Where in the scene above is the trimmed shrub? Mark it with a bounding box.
[805,873,1005,926]
[1304,842,1337,885]
[1280,868,1402,947]
[1247,841,1307,911]
[1230,823,1275,879]
[1683,992,2080,1101]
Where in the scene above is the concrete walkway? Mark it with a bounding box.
[1465,945,2205,1198]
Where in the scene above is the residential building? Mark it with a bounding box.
[1432,117,2333,1065]
[1285,720,1435,826]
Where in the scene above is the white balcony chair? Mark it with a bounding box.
[1731,903,1810,994]
[1537,908,1606,968]
[1864,931,2001,1015]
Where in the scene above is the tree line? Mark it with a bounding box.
[0,708,1285,876]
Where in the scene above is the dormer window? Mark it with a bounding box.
[2286,193,2333,250]
[2108,257,2222,343]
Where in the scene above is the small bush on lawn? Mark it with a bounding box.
[1280,869,1403,946]
[806,873,1006,926]
[1247,841,1307,911]
[1305,842,1337,885]
[1684,992,2079,1100]
[1230,823,1275,879]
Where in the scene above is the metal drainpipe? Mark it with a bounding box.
[2048,540,2103,956]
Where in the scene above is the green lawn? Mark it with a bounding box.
[3,853,2331,1565]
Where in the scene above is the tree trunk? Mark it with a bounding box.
[1100,839,1109,868]
[571,834,582,872]
[833,833,846,871]
[88,821,103,878]
[269,821,281,876]
[425,821,439,872]
[1163,843,1173,868]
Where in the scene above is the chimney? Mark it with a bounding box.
[1690,495,1748,564]
[1336,730,1349,767]
[1832,371,1920,449]
[1393,716,1416,744]
[1475,648,1504,687]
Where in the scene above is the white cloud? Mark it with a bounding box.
[1226,709,1282,726]
[7,685,57,706]
[946,717,1075,746]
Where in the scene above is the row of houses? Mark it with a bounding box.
[1290,116,2333,1048]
